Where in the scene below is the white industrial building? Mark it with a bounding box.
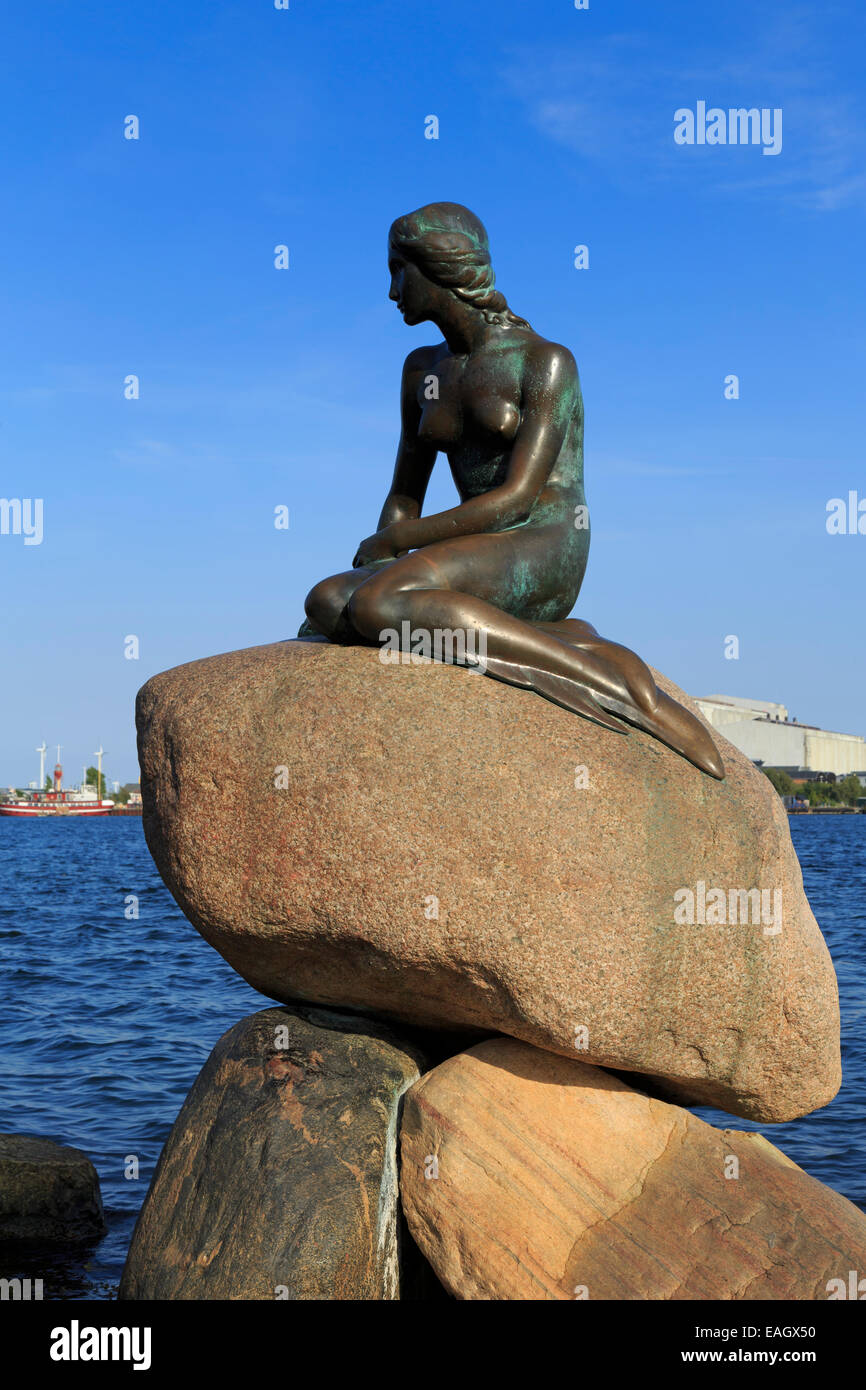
[695,694,866,779]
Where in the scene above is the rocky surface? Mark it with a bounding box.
[0,1134,106,1244]
[136,638,840,1122]
[399,1039,866,1301]
[119,1005,431,1300]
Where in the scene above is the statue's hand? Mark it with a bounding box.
[352,525,404,568]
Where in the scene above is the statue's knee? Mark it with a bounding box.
[347,581,387,640]
[305,578,341,633]
[303,582,324,624]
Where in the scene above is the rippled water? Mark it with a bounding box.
[0,815,863,1299]
[0,819,268,1299]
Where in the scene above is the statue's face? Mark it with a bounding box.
[388,247,433,326]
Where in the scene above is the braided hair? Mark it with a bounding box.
[389,203,532,331]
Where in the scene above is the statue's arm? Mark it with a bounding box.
[389,343,577,549]
[376,350,438,529]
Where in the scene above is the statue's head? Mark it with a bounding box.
[388,202,530,331]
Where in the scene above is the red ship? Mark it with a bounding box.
[0,744,116,818]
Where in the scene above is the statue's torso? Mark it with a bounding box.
[412,333,585,528]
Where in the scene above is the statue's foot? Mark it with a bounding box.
[529,617,724,779]
[596,684,725,780]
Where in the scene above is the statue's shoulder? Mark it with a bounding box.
[521,334,579,385]
[402,344,443,375]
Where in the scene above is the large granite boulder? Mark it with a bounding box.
[136,639,840,1122]
[0,1134,106,1244]
[119,1006,430,1300]
[400,1039,866,1301]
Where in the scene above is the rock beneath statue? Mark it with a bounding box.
[0,1134,106,1245]
[399,1038,866,1301]
[119,1005,432,1301]
[136,639,840,1122]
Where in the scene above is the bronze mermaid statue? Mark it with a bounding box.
[300,202,724,780]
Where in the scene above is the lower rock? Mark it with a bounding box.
[120,1006,430,1300]
[400,1039,866,1300]
[0,1135,106,1244]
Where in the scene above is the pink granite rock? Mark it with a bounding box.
[136,639,840,1121]
[400,1040,866,1301]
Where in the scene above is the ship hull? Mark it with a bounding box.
[0,804,115,818]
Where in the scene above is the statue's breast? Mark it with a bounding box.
[417,388,521,450]
[469,394,521,441]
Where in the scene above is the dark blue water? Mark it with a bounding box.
[0,819,269,1298]
[0,815,863,1299]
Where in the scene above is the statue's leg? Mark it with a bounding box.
[303,562,392,641]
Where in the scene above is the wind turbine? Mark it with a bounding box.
[36,742,47,789]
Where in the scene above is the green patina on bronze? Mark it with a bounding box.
[301,202,724,779]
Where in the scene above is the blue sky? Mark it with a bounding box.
[1,0,864,786]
